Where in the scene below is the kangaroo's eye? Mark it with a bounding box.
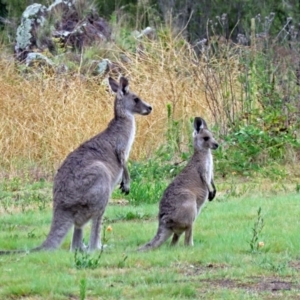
[203,137,209,141]
[134,97,139,103]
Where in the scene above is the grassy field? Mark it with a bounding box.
[0,179,300,300]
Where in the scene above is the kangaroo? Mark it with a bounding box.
[0,76,152,255]
[138,117,218,251]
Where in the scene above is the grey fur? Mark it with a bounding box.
[0,76,152,255]
[138,117,218,251]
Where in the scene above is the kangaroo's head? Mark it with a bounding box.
[193,117,219,151]
[109,76,152,117]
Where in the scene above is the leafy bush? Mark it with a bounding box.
[200,14,300,175]
[215,122,299,175]
[112,156,183,205]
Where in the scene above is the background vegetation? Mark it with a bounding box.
[0,0,299,177]
[2,0,300,37]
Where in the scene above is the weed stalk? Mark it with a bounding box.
[249,207,264,253]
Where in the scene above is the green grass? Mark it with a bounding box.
[0,185,300,299]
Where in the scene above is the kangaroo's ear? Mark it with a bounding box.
[194,117,205,133]
[200,118,208,129]
[119,76,129,95]
[108,77,119,93]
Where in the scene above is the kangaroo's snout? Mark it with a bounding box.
[142,105,152,115]
[212,143,219,150]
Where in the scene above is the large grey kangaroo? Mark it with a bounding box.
[138,117,218,251]
[0,76,152,254]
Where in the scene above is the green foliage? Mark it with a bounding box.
[206,16,300,176]
[73,224,111,269]
[79,277,87,300]
[117,254,128,268]
[0,2,7,29]
[115,210,150,221]
[114,25,138,52]
[97,0,157,29]
[249,207,264,253]
[128,180,167,204]
[215,122,299,175]
[0,178,51,213]
[112,159,172,204]
[166,103,182,154]
[150,0,300,41]
[96,0,137,19]
[0,0,48,19]
[74,248,104,269]
[258,256,288,275]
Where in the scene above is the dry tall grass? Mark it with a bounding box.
[0,35,239,175]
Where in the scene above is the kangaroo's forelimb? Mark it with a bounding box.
[199,172,217,201]
[208,179,216,201]
[116,142,130,195]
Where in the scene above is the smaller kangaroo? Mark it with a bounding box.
[0,76,152,255]
[138,117,218,251]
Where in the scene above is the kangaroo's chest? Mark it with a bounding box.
[125,119,136,160]
[204,154,213,182]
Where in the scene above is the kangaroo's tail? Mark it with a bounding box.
[138,225,173,251]
[0,243,50,255]
[0,210,73,255]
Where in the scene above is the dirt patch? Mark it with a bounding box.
[174,263,300,293]
[109,199,129,206]
[255,279,294,292]
[290,260,300,272]
[201,277,300,293]
[174,262,229,276]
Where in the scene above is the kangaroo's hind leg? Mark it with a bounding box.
[88,188,111,251]
[184,225,194,246]
[170,232,183,246]
[71,227,85,251]
[75,164,112,252]
[89,214,105,251]
[86,182,111,251]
